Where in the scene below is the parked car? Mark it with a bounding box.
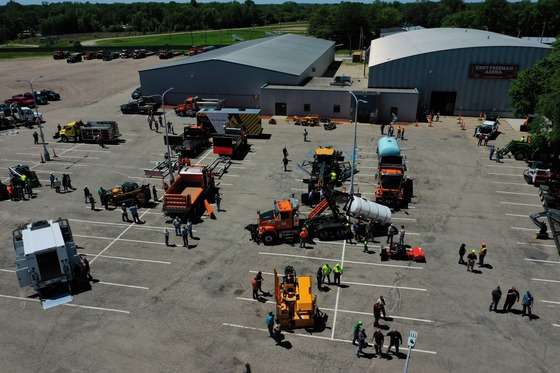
[37,89,61,101]
[4,95,35,108]
[131,87,142,99]
[67,53,82,63]
[23,92,48,105]
[83,51,96,60]
[475,118,500,139]
[120,50,131,58]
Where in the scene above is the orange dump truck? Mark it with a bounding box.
[162,165,215,220]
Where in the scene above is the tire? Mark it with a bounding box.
[61,136,68,143]
[318,229,330,241]
[262,233,276,245]
[336,229,346,239]
[514,152,525,161]
[177,111,185,117]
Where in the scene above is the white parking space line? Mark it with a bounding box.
[82,252,171,264]
[0,268,15,273]
[511,227,538,231]
[488,173,522,176]
[223,174,239,177]
[525,258,560,265]
[222,323,437,354]
[496,191,536,196]
[341,280,427,292]
[216,183,233,186]
[0,294,130,313]
[97,281,149,290]
[540,300,560,305]
[518,242,556,248]
[492,181,532,186]
[532,278,560,284]
[506,214,529,218]
[392,217,417,221]
[319,306,434,323]
[70,218,163,230]
[259,252,423,269]
[75,234,164,246]
[486,165,527,169]
[330,240,348,339]
[553,324,560,327]
[500,202,542,207]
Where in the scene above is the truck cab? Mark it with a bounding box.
[258,198,300,244]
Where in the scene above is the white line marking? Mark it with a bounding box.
[223,174,239,177]
[98,281,149,290]
[500,202,542,207]
[341,280,427,292]
[392,217,417,221]
[0,268,15,273]
[74,234,165,246]
[525,258,560,265]
[532,278,560,284]
[553,324,560,327]
[81,252,171,264]
[217,183,233,186]
[492,181,532,186]
[0,294,130,313]
[69,219,163,230]
[511,227,538,231]
[488,173,521,176]
[486,165,527,169]
[259,252,423,269]
[222,323,437,354]
[506,214,529,218]
[540,300,560,305]
[496,191,536,196]
[319,306,433,323]
[518,242,556,248]
[331,237,347,340]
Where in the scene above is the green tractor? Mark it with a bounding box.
[9,165,41,188]
[497,140,532,161]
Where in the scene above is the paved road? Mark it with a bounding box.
[0,96,559,372]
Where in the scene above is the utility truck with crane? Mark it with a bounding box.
[54,120,120,143]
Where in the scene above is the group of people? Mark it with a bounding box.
[6,173,36,201]
[316,263,343,290]
[459,242,488,271]
[167,216,194,247]
[490,286,535,318]
[380,124,406,140]
[50,172,73,193]
[353,316,403,358]
[147,114,163,132]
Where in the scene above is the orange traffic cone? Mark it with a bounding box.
[52,148,58,158]
[40,154,45,163]
[461,119,466,130]
[415,118,418,127]
[478,112,483,121]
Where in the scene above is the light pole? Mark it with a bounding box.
[17,75,50,161]
[348,91,367,195]
[149,87,175,186]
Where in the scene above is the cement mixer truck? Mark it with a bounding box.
[247,190,391,245]
[376,136,413,208]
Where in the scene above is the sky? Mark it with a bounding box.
[3,0,489,5]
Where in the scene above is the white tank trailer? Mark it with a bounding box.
[344,195,392,225]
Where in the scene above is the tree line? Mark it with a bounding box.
[1,0,559,47]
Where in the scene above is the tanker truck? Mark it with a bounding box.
[376,136,413,208]
[247,190,391,245]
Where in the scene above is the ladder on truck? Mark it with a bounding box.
[207,156,232,179]
[307,198,329,219]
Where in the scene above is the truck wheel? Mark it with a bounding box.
[178,111,184,117]
[61,136,68,143]
[262,233,276,245]
[514,152,525,161]
[336,229,346,239]
[318,229,330,241]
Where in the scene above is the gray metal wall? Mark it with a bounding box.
[300,46,336,82]
[261,88,352,118]
[139,60,299,108]
[376,92,418,122]
[368,46,550,116]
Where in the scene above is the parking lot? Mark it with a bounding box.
[1,57,560,372]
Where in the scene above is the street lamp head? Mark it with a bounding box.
[359,99,368,104]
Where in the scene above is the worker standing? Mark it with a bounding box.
[333,263,343,286]
[356,327,367,358]
[186,219,194,239]
[479,243,487,267]
[152,185,158,202]
[495,148,502,163]
[129,204,141,223]
[490,286,502,312]
[352,320,363,345]
[303,128,308,142]
[322,263,332,284]
[503,286,520,312]
[398,225,406,247]
[265,312,275,337]
[458,243,466,264]
[251,276,259,299]
[54,178,61,193]
[282,156,289,172]
[386,329,403,354]
[121,203,130,222]
[89,195,96,211]
[375,296,387,319]
[345,223,353,244]
[84,185,90,203]
[522,290,534,318]
[172,216,182,236]
[273,319,282,344]
[330,170,337,184]
[363,240,369,253]
[316,267,323,292]
[50,172,55,188]
[387,223,397,246]
[489,145,495,160]
[181,226,189,247]
[282,147,288,158]
[33,131,39,144]
[299,228,308,248]
[255,271,265,295]
[466,250,477,271]
[215,192,222,211]
[163,227,170,246]
[372,328,384,358]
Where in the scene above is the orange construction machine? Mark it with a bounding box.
[274,266,317,329]
[162,165,215,220]
[375,136,412,208]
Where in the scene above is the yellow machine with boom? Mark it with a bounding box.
[274,266,318,329]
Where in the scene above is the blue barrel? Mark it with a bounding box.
[377,136,401,157]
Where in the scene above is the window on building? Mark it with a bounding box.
[333,105,340,113]
[304,104,310,112]
[312,67,316,72]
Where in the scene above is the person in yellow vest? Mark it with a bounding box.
[333,263,343,286]
[520,136,525,142]
[330,171,337,183]
[479,243,487,267]
[322,263,332,284]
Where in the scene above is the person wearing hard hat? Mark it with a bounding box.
[467,250,477,272]
[299,227,308,249]
[333,264,343,286]
[352,320,363,345]
[322,263,332,284]
[479,243,487,267]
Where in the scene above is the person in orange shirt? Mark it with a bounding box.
[7,183,14,201]
[299,228,308,248]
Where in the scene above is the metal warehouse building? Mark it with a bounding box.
[368,28,551,117]
[138,34,335,109]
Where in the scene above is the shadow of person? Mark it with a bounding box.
[395,351,407,359]
[471,269,483,274]
[482,264,494,269]
[359,352,376,359]
[188,244,197,250]
[508,309,523,315]
[257,297,267,303]
[338,284,350,289]
[528,314,539,321]
[277,340,292,349]
[379,325,390,331]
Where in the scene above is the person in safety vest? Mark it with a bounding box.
[322,263,332,284]
[333,263,343,286]
[299,228,308,249]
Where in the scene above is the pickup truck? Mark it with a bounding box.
[120,99,160,115]
[213,127,247,156]
[37,89,61,101]
[5,95,35,108]
[165,125,211,157]
[474,118,500,139]
[23,92,48,105]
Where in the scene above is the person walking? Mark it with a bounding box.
[401,126,405,140]
[282,147,288,158]
[386,329,403,354]
[89,194,96,210]
[489,145,495,160]
[273,319,282,345]
[489,286,502,312]
[254,271,266,295]
[345,223,353,244]
[121,203,130,222]
[387,223,397,246]
[154,118,159,132]
[84,185,91,203]
[299,227,308,248]
[265,312,275,337]
[363,240,369,253]
[16,184,25,201]
[380,123,385,135]
[181,225,189,247]
[356,327,367,358]
[252,276,259,300]
[479,243,487,267]
[62,174,68,193]
[172,216,182,236]
[322,263,332,284]
[333,263,343,286]
[467,250,477,271]
[215,192,222,211]
[129,204,141,223]
[316,267,323,292]
[152,185,158,202]
[54,178,61,193]
[50,172,55,188]
[522,291,534,318]
[495,148,502,163]
[459,243,466,264]
[375,296,387,319]
[372,328,384,358]
[303,128,308,142]
[282,156,289,172]
[503,286,520,312]
[147,115,153,130]
[163,227,171,246]
[398,225,406,247]
[33,131,39,144]
[186,219,194,239]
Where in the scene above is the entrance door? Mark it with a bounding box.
[357,108,370,123]
[430,92,457,115]
[275,102,287,116]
